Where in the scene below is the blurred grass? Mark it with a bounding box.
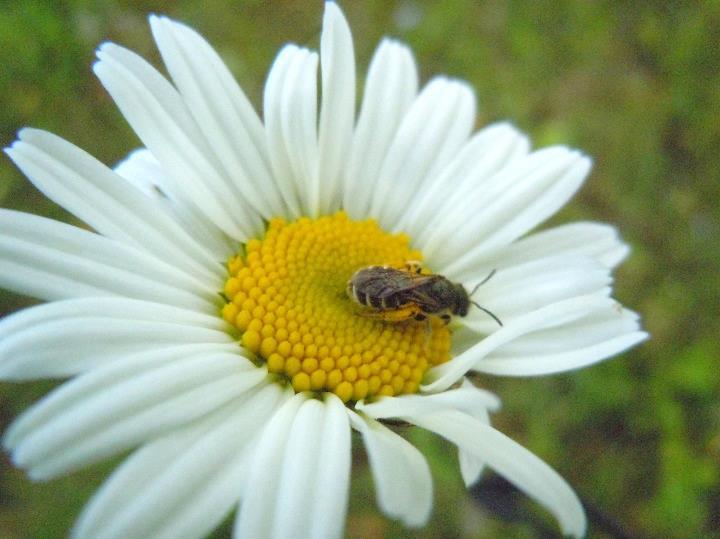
[1,0,718,537]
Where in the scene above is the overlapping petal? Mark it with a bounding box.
[5,350,264,480]
[421,147,591,266]
[150,16,288,219]
[460,254,613,334]
[264,45,319,217]
[0,298,234,379]
[0,209,217,309]
[236,393,351,539]
[415,412,587,538]
[5,129,223,282]
[369,77,476,230]
[424,293,647,392]
[73,384,289,539]
[360,391,585,537]
[94,43,262,240]
[318,2,356,214]
[348,410,433,527]
[115,149,238,259]
[342,38,418,219]
[398,122,530,237]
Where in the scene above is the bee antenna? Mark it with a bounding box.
[471,301,503,327]
[469,269,497,297]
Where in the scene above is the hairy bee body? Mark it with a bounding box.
[347,264,473,324]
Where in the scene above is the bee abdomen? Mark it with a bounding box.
[380,294,401,309]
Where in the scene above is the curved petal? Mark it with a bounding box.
[400,122,530,238]
[7,354,265,480]
[443,221,630,282]
[149,16,287,219]
[458,255,612,334]
[358,379,496,488]
[342,38,418,219]
[73,383,288,539]
[422,292,644,392]
[457,380,492,488]
[0,210,218,309]
[0,298,234,379]
[235,393,308,537]
[290,394,351,539]
[5,130,224,282]
[236,393,351,539]
[358,384,500,419]
[263,45,319,217]
[348,409,432,527]
[369,77,476,231]
[317,2,356,214]
[114,149,237,259]
[94,43,262,240]
[472,307,647,377]
[413,411,587,538]
[422,147,591,266]
[3,344,244,447]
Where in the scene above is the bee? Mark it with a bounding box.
[346,262,502,326]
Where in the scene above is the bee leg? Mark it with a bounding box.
[424,318,432,346]
[359,305,422,322]
[404,260,423,274]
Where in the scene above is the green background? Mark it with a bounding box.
[1,1,718,537]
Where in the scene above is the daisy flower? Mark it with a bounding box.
[1,3,646,538]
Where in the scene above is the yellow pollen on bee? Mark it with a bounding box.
[222,211,451,403]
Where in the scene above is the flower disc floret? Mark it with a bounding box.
[222,212,451,402]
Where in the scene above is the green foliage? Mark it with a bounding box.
[1,0,718,537]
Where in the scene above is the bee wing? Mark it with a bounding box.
[374,270,435,298]
[404,284,444,311]
[377,272,445,312]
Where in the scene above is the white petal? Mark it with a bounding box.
[113,147,165,197]
[115,149,237,259]
[10,354,265,480]
[443,221,630,282]
[263,45,319,217]
[423,292,642,392]
[413,410,587,537]
[309,394,352,538]
[400,122,530,238]
[370,77,476,230]
[149,16,287,219]
[317,2,355,214]
[263,46,303,217]
[358,385,500,419]
[235,393,308,538]
[274,395,351,539]
[94,43,262,240]
[456,380,491,487]
[73,383,288,539]
[358,381,500,488]
[459,255,612,334]
[423,147,591,265]
[473,307,647,377]
[0,210,218,309]
[348,409,432,527]
[3,343,244,448]
[5,130,223,282]
[0,298,233,379]
[236,393,351,539]
[342,39,418,219]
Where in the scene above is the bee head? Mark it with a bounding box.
[452,283,471,316]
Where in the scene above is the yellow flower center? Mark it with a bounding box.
[221,212,451,403]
